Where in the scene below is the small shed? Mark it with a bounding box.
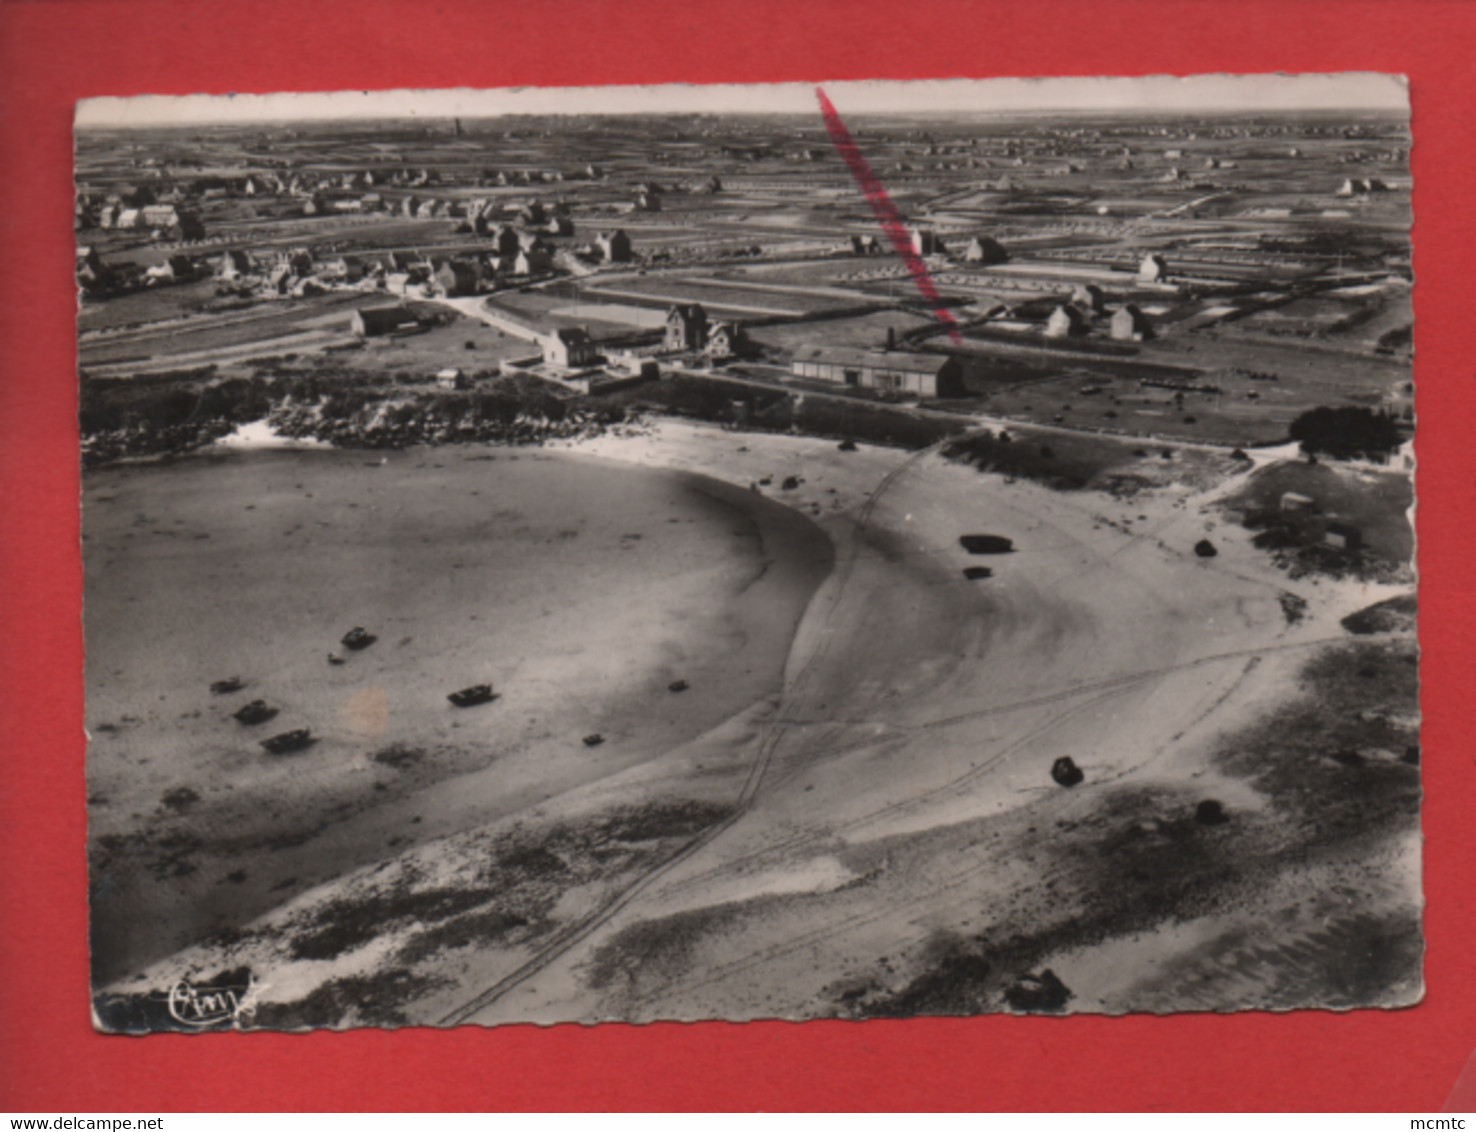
[1280,492,1316,513]
[1324,522,1363,551]
[436,368,469,391]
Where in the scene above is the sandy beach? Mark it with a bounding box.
[84,440,832,985]
[88,419,1419,1028]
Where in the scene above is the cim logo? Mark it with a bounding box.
[165,972,254,1028]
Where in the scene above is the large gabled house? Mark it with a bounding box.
[542,327,599,369]
[665,304,708,352]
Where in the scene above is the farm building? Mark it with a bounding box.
[1324,522,1363,551]
[1110,304,1153,341]
[1138,254,1169,283]
[963,236,1009,265]
[1044,304,1091,339]
[543,327,599,369]
[665,304,709,352]
[790,347,964,399]
[596,229,632,263]
[351,305,422,337]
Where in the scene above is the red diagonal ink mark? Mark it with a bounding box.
[816,86,962,345]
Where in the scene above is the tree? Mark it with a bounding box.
[1288,406,1402,460]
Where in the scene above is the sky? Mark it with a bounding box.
[75,73,1408,129]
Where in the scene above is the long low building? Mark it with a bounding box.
[791,346,964,398]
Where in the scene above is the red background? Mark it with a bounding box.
[2,0,1473,1112]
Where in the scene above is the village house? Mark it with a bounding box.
[790,346,964,399]
[596,229,632,263]
[1072,284,1107,313]
[514,248,553,276]
[1044,304,1091,339]
[322,255,369,284]
[433,259,480,297]
[963,235,1009,265]
[215,249,256,280]
[911,229,946,256]
[1110,304,1153,342]
[487,252,519,277]
[665,304,708,352]
[143,255,197,285]
[706,322,742,360]
[543,327,599,369]
[1138,253,1170,283]
[140,204,180,228]
[488,224,521,256]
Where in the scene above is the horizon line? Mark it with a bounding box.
[76,74,1409,129]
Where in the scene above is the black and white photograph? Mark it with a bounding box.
[76,74,1419,1033]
